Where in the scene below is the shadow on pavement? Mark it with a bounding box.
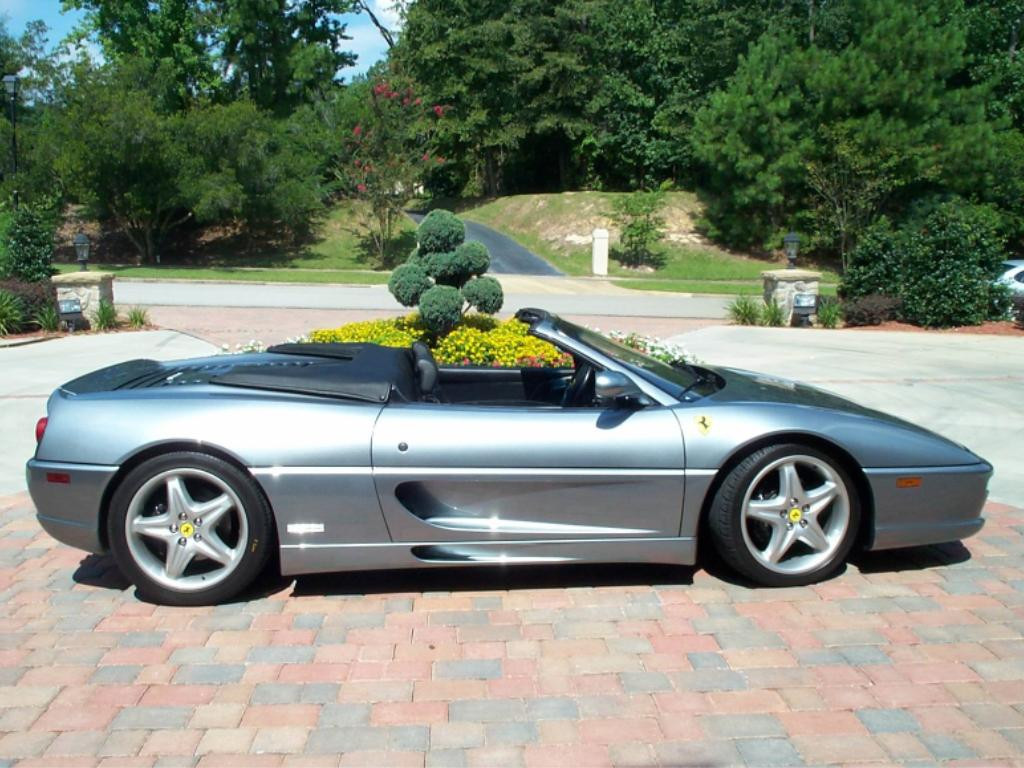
[72,553,132,591]
[850,540,972,573]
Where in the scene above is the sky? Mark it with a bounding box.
[1,0,392,80]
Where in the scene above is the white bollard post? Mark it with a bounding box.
[591,228,609,276]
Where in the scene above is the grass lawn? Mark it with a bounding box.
[53,263,390,285]
[454,191,840,283]
[611,278,839,296]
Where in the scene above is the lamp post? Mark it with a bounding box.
[784,231,800,270]
[2,74,17,210]
[73,233,90,271]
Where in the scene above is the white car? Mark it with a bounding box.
[998,260,1024,295]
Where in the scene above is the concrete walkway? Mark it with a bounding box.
[671,326,1024,504]
[407,213,564,276]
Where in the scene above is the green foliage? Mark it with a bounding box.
[0,209,12,279]
[126,306,150,329]
[455,241,490,276]
[388,263,433,307]
[462,276,504,314]
[1012,295,1024,329]
[841,218,902,301]
[0,279,57,324]
[418,284,464,334]
[388,209,503,331]
[33,303,59,332]
[90,299,119,331]
[5,205,55,283]
[841,294,902,326]
[816,296,841,329]
[761,299,785,327]
[417,210,465,254]
[899,200,1009,327]
[610,191,666,268]
[727,294,763,325]
[0,290,24,336]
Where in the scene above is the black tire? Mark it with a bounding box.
[707,443,860,587]
[107,451,273,606]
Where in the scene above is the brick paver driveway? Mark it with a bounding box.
[1,492,1022,767]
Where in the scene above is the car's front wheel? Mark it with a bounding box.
[108,451,273,605]
[708,443,860,587]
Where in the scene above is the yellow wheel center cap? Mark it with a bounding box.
[788,508,803,524]
[179,522,195,538]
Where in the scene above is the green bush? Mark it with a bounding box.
[455,241,490,277]
[462,276,503,314]
[816,296,841,329]
[0,290,24,336]
[727,294,762,325]
[388,263,432,307]
[6,206,55,283]
[418,284,464,334]
[127,306,150,329]
[423,250,465,286]
[416,209,465,253]
[610,190,666,268]
[33,304,60,332]
[1012,295,1024,329]
[899,201,1008,328]
[841,218,901,301]
[761,299,785,327]
[0,279,56,325]
[91,300,119,331]
[841,294,902,326]
[0,209,13,279]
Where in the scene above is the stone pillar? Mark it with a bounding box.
[591,228,609,276]
[51,271,115,327]
[761,269,821,325]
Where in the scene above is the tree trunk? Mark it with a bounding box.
[808,0,816,45]
[558,143,569,191]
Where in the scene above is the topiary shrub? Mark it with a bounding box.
[841,294,902,326]
[388,263,432,306]
[416,209,465,253]
[388,209,503,333]
[461,276,503,314]
[418,284,464,334]
[5,205,55,283]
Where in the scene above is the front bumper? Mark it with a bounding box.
[865,462,991,550]
[26,459,118,554]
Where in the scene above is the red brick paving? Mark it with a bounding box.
[0,491,1022,765]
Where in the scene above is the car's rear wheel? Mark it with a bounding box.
[708,443,860,586]
[108,451,273,605]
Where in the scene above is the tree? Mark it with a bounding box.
[52,58,192,263]
[609,190,666,267]
[338,76,443,266]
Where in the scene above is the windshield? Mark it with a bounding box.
[551,317,700,397]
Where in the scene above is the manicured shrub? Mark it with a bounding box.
[841,218,901,301]
[0,290,24,336]
[456,241,490,276]
[461,276,503,314]
[418,284,463,334]
[387,208,503,333]
[388,263,432,307]
[727,294,762,325]
[416,209,465,253]
[841,294,902,326]
[5,205,55,283]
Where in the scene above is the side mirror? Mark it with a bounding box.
[595,371,651,408]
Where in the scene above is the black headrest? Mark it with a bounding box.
[411,341,438,395]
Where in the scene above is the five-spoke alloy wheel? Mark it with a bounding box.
[108,452,273,605]
[708,443,860,586]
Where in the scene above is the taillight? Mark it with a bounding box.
[35,417,48,443]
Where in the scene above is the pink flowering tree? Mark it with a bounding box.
[339,77,445,267]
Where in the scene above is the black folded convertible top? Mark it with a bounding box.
[210,342,417,403]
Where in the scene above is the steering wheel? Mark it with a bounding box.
[561,362,595,407]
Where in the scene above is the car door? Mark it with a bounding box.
[371,402,685,542]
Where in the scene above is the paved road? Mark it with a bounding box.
[672,326,1024,504]
[114,279,731,319]
[407,213,563,276]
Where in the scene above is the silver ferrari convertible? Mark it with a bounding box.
[27,308,991,605]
